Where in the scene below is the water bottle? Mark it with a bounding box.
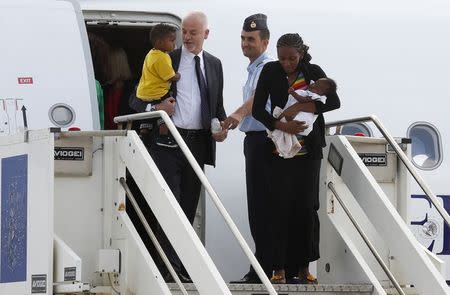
[211,118,222,134]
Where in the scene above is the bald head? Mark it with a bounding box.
[183,11,208,30]
[182,11,210,54]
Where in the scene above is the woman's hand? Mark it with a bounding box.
[275,120,308,135]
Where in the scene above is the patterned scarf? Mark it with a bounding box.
[291,72,308,156]
[291,72,308,91]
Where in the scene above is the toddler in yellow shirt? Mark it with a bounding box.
[137,24,180,147]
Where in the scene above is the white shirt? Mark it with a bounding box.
[172,46,206,129]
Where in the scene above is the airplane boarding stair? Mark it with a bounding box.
[110,113,449,295]
[109,111,375,295]
[0,128,373,295]
[1,114,449,294]
[316,116,450,295]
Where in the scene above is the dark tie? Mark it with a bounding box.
[194,55,211,129]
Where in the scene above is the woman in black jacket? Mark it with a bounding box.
[252,33,340,284]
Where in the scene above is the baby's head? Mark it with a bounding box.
[151,24,177,52]
[308,78,337,96]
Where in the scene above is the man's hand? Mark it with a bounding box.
[170,72,181,82]
[155,97,176,116]
[212,126,228,142]
[222,113,241,130]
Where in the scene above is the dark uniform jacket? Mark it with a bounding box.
[252,61,340,159]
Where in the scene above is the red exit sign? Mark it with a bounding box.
[18,77,33,84]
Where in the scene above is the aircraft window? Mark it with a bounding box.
[407,122,442,170]
[49,103,75,127]
[340,123,373,137]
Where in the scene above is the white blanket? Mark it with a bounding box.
[267,107,302,159]
[268,90,327,158]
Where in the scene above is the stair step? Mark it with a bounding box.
[384,287,418,295]
[168,283,373,294]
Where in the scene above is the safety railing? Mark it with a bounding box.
[326,115,450,229]
[119,177,189,295]
[328,182,405,295]
[114,111,277,295]
[57,130,128,137]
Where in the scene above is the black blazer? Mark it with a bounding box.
[170,48,226,166]
[252,61,340,159]
[129,48,226,166]
[169,49,226,121]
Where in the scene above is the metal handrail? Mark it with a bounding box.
[119,177,189,295]
[58,130,128,137]
[326,115,450,229]
[328,182,405,295]
[114,111,277,295]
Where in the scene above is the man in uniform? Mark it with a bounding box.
[224,13,273,283]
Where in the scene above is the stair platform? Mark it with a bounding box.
[168,283,374,295]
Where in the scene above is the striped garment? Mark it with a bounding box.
[291,72,308,91]
[291,72,308,156]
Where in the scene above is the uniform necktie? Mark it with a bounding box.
[194,55,211,129]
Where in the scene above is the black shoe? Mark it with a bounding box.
[156,135,178,148]
[163,270,192,283]
[230,272,261,284]
[178,272,192,283]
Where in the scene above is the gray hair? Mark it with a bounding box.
[183,11,208,29]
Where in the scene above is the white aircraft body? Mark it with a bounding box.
[1,0,450,291]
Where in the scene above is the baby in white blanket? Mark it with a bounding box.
[269,78,336,158]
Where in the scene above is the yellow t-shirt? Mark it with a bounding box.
[137,49,175,101]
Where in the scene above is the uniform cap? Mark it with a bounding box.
[243,13,268,32]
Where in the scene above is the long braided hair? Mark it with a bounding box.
[276,33,312,63]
